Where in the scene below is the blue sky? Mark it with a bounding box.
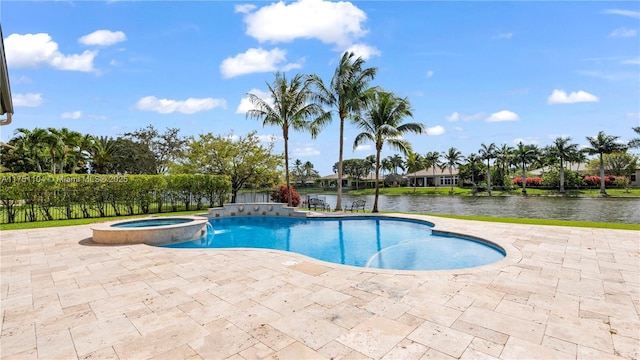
[2,0,639,175]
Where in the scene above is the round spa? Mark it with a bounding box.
[91,216,209,245]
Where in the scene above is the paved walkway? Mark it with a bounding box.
[1,215,638,359]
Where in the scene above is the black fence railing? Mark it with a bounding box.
[0,190,222,224]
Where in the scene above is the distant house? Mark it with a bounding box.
[404,168,460,187]
[318,173,383,189]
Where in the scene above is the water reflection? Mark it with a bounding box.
[323,194,639,224]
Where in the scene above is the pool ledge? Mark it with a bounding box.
[91,215,209,245]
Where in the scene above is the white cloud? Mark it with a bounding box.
[236,88,273,114]
[61,111,82,119]
[486,110,519,122]
[234,4,257,14]
[626,112,640,119]
[621,57,640,65]
[220,47,302,78]
[13,93,43,107]
[609,28,637,38]
[79,30,127,46]
[135,96,227,114]
[293,146,320,156]
[258,134,279,143]
[453,126,464,131]
[547,89,599,104]
[5,33,96,72]
[240,0,368,47]
[446,111,483,122]
[425,70,434,79]
[343,43,380,60]
[426,125,445,136]
[577,70,636,81]
[493,32,513,39]
[355,144,372,151]
[602,9,640,19]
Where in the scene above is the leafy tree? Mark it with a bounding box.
[586,151,639,193]
[547,136,579,193]
[246,72,325,206]
[442,147,463,192]
[341,158,369,190]
[124,125,186,174]
[584,131,627,196]
[352,90,423,212]
[308,52,377,211]
[629,126,640,149]
[514,142,540,195]
[479,142,497,195]
[175,131,283,203]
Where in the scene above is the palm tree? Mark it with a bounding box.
[89,136,120,174]
[13,127,47,172]
[308,52,377,211]
[495,144,514,187]
[405,150,425,192]
[352,90,424,212]
[246,72,326,206]
[585,131,627,196]
[548,136,579,193]
[389,154,405,175]
[44,128,65,174]
[56,128,83,173]
[424,151,441,187]
[479,143,497,195]
[514,142,540,195]
[442,147,463,192]
[464,152,482,194]
[302,161,319,184]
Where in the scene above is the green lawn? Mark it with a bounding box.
[0,210,208,231]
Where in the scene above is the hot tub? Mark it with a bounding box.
[91,216,209,245]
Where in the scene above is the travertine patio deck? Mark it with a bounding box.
[1,215,638,359]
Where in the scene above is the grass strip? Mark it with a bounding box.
[425,213,640,231]
[0,210,208,231]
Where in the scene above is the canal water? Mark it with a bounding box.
[236,192,639,224]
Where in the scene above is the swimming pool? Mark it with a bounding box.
[162,216,505,271]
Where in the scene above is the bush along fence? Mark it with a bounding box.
[0,173,231,224]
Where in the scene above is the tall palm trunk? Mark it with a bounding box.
[521,161,527,195]
[373,148,381,213]
[599,153,606,195]
[336,115,345,211]
[559,157,565,193]
[486,160,492,196]
[283,130,292,207]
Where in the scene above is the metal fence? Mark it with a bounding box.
[0,190,221,224]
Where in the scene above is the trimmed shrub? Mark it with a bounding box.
[271,185,301,207]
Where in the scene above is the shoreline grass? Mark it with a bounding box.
[424,213,640,231]
[1,208,638,231]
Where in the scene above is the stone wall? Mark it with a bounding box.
[207,203,307,218]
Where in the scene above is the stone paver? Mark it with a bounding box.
[1,214,639,359]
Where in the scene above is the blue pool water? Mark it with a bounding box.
[112,218,194,228]
[163,216,505,271]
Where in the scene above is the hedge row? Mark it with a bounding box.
[0,173,231,224]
